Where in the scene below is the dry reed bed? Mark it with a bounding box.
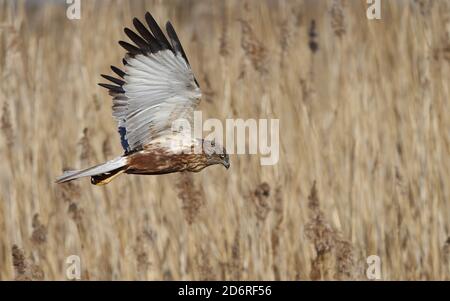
[0,0,449,280]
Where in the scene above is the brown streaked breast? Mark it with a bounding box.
[125,149,208,175]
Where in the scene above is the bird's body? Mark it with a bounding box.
[56,12,229,185]
[126,137,221,175]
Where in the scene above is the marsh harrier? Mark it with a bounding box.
[56,12,229,185]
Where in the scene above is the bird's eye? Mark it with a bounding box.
[219,154,225,159]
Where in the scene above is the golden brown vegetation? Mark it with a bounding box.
[0,0,449,280]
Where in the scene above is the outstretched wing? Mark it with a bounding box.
[99,12,201,153]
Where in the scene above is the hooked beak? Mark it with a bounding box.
[223,161,230,170]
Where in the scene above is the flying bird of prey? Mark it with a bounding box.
[56,12,229,185]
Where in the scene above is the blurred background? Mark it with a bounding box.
[0,0,449,280]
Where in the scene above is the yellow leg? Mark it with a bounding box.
[92,170,125,186]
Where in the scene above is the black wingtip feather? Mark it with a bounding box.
[119,40,142,55]
[114,12,194,79]
[98,83,125,94]
[145,12,173,51]
[111,65,126,78]
[117,12,192,66]
[101,74,125,86]
[124,27,151,51]
[165,21,190,64]
[132,17,161,52]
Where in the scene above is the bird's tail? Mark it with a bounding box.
[55,156,127,185]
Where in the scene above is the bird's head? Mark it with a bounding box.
[202,139,230,170]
